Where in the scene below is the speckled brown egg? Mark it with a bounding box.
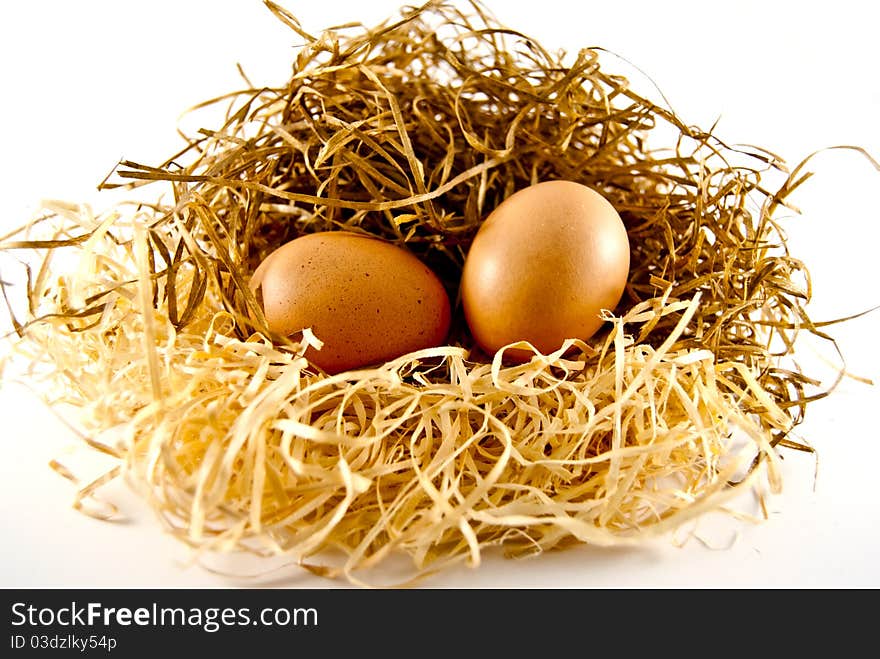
[461,180,630,360]
[249,232,451,374]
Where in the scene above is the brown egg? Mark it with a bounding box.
[461,180,630,360]
[250,232,451,374]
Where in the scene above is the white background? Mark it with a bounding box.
[1,0,878,588]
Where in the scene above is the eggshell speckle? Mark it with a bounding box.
[250,232,451,374]
[461,180,630,359]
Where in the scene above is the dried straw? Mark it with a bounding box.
[1,0,873,585]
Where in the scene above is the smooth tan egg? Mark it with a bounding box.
[250,232,451,374]
[461,180,630,359]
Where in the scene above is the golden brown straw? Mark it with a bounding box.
[1,0,873,585]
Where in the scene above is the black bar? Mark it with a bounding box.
[0,587,862,653]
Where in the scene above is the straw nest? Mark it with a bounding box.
[1,0,866,584]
